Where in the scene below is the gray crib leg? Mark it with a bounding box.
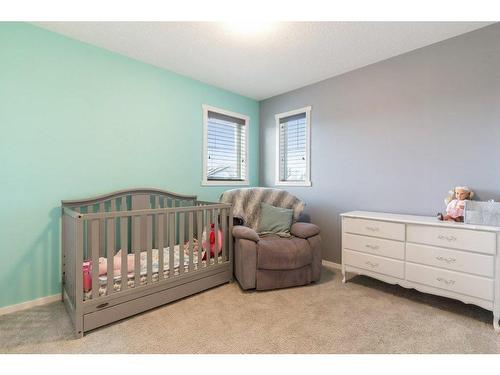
[74,315,84,339]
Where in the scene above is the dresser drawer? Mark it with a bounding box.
[343,218,405,241]
[343,233,404,260]
[406,225,496,255]
[343,249,404,279]
[406,243,494,277]
[406,262,494,301]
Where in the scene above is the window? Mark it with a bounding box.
[275,106,311,186]
[202,105,249,185]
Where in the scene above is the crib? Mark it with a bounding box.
[61,188,233,337]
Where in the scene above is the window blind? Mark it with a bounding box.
[279,112,307,182]
[207,110,246,181]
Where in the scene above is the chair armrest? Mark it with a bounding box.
[232,225,260,242]
[291,222,320,239]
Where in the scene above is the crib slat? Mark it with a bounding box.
[229,209,233,267]
[188,212,194,272]
[120,216,128,291]
[121,196,127,211]
[99,217,105,296]
[87,219,92,296]
[110,199,116,212]
[146,215,153,284]
[169,212,175,277]
[157,213,164,280]
[205,209,211,267]
[90,219,100,299]
[99,203,105,263]
[197,210,203,269]
[106,217,114,294]
[163,206,168,247]
[213,209,219,265]
[133,216,141,287]
[221,208,227,262]
[178,212,184,274]
[174,201,179,271]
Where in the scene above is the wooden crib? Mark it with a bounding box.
[61,188,233,338]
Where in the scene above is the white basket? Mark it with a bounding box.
[464,200,500,227]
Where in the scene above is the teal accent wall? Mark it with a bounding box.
[0,23,259,308]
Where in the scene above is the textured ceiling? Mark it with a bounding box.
[35,22,493,100]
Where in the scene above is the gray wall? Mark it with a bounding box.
[260,23,500,263]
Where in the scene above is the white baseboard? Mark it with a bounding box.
[322,260,342,270]
[0,294,60,316]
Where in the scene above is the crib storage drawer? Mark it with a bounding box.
[343,218,405,241]
[406,242,494,277]
[406,262,494,301]
[406,225,496,254]
[343,249,404,279]
[343,233,404,260]
[83,269,231,332]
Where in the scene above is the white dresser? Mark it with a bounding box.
[341,211,500,332]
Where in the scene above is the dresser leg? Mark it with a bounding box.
[342,264,346,283]
[494,314,500,333]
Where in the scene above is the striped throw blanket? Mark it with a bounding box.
[219,188,305,231]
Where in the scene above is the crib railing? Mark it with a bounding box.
[62,198,232,305]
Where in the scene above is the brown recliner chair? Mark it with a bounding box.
[222,188,322,290]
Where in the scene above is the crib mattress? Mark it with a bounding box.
[83,246,221,300]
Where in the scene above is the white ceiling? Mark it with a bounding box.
[35,22,493,100]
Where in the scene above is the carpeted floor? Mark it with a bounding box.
[1,265,499,353]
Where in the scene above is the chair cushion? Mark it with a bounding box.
[257,202,293,235]
[257,235,312,270]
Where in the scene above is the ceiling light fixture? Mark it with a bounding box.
[224,21,274,35]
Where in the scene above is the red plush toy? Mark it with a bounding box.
[202,223,223,260]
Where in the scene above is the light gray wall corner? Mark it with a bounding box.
[259,23,500,263]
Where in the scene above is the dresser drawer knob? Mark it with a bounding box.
[365,244,380,250]
[437,234,457,242]
[435,256,457,264]
[365,226,379,232]
[365,261,379,268]
[437,277,455,286]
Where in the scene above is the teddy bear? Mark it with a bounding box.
[437,186,474,222]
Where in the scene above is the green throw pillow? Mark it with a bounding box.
[257,202,293,235]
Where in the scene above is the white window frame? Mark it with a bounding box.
[274,106,312,187]
[202,104,250,186]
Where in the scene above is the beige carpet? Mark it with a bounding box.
[1,265,499,353]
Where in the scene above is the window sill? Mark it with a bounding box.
[201,180,249,187]
[274,180,312,187]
